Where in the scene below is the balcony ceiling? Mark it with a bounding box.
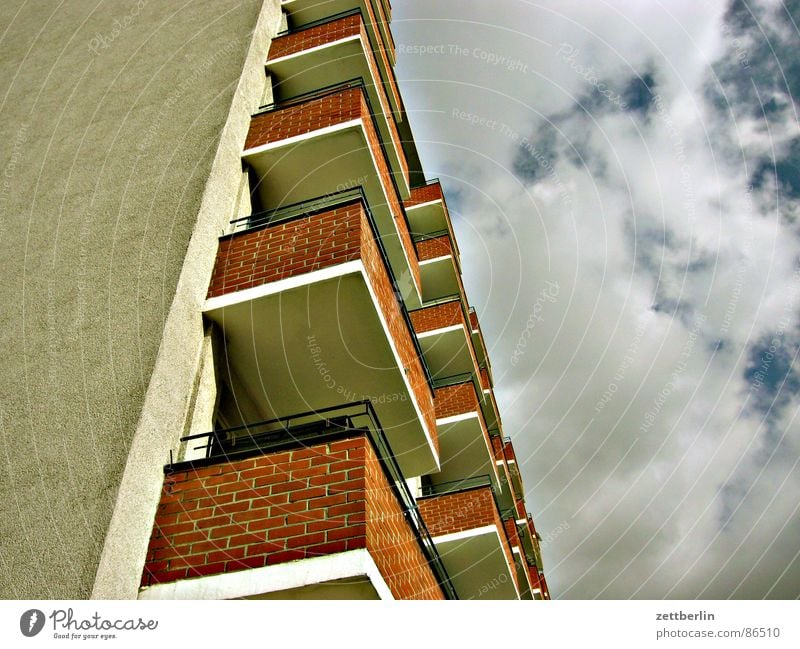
[433,527,518,600]
[432,414,498,488]
[406,200,448,238]
[203,270,438,476]
[418,256,459,303]
[416,323,473,379]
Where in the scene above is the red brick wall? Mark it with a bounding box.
[244,87,419,294]
[469,307,480,331]
[358,208,437,451]
[141,438,368,587]
[362,442,444,599]
[515,498,527,521]
[503,439,518,465]
[207,201,363,298]
[491,435,504,461]
[246,86,362,148]
[409,300,462,334]
[504,517,520,549]
[527,514,538,538]
[434,382,478,420]
[405,182,444,207]
[415,235,453,261]
[529,567,542,592]
[403,182,462,268]
[268,13,361,60]
[480,367,491,390]
[141,434,443,599]
[418,486,495,537]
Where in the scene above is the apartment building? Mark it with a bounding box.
[0,0,549,600]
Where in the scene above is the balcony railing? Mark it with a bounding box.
[412,228,450,244]
[227,187,433,395]
[413,294,482,385]
[419,474,492,497]
[176,400,457,599]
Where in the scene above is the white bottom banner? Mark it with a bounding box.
[1,600,796,648]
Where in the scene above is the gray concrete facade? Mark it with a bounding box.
[0,0,281,598]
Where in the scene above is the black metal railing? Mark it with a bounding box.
[431,372,472,391]
[411,228,451,244]
[174,400,457,599]
[256,76,361,114]
[412,177,441,189]
[226,187,434,395]
[229,186,362,233]
[414,293,460,308]
[419,474,492,497]
[500,506,517,521]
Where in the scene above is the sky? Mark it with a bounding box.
[392,0,800,599]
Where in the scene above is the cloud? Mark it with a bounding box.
[394,0,800,598]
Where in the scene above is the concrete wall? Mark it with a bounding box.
[0,0,280,598]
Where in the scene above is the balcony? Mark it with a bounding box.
[429,376,499,489]
[504,438,525,498]
[139,402,456,600]
[281,0,398,86]
[517,516,544,583]
[529,567,550,600]
[203,191,438,476]
[405,180,460,261]
[243,81,420,302]
[417,477,520,599]
[414,233,461,303]
[503,517,536,600]
[469,307,491,368]
[409,297,479,380]
[267,10,409,194]
[536,572,551,600]
[491,435,516,511]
